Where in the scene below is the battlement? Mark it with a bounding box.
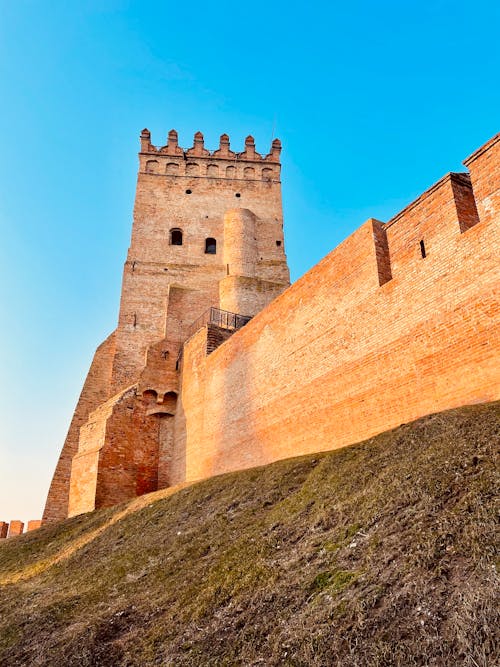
[0,519,41,538]
[463,132,500,166]
[139,129,282,180]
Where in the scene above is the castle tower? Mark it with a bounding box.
[110,129,289,393]
[43,129,290,522]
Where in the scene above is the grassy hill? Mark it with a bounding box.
[0,402,498,667]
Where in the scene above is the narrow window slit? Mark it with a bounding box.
[420,240,426,258]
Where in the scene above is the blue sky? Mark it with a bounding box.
[0,0,498,523]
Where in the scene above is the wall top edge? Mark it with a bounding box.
[385,172,470,229]
[463,132,500,167]
[139,129,281,164]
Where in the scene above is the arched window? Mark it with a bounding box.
[170,228,183,245]
[205,238,217,254]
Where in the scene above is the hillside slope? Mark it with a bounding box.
[0,402,498,667]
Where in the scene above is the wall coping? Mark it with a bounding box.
[385,172,470,229]
[463,132,500,167]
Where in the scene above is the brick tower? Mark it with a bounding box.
[43,130,290,522]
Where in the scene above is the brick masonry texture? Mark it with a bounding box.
[27,520,42,532]
[43,130,500,521]
[179,135,499,481]
[0,519,42,538]
[7,521,24,538]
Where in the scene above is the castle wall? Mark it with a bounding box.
[464,134,500,227]
[0,520,41,538]
[68,394,116,516]
[172,328,209,484]
[68,386,160,516]
[8,521,24,537]
[27,520,42,532]
[42,331,116,523]
[179,137,499,481]
[94,390,160,510]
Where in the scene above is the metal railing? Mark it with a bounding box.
[186,307,252,340]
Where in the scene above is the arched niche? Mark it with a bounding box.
[162,391,178,413]
[186,163,200,176]
[166,162,179,175]
[142,389,158,407]
[145,160,159,173]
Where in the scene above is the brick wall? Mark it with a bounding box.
[206,323,236,355]
[7,521,24,537]
[68,386,161,516]
[42,332,116,523]
[464,134,500,227]
[27,520,42,532]
[178,135,499,482]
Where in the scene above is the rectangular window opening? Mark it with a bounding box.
[419,240,426,259]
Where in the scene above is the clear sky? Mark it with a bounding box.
[0,0,498,524]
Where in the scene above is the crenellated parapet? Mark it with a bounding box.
[186,131,210,158]
[139,130,282,180]
[0,519,41,538]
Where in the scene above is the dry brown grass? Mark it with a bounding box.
[0,401,498,666]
